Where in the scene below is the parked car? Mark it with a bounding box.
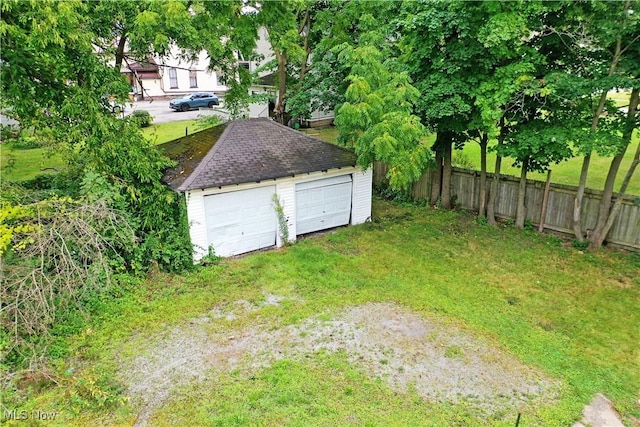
[170,92,219,112]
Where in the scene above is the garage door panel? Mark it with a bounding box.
[204,186,276,257]
[296,176,352,235]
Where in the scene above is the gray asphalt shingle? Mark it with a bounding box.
[158,118,357,192]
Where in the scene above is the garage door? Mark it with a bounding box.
[204,186,276,257]
[296,175,352,235]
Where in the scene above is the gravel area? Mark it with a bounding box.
[120,298,560,426]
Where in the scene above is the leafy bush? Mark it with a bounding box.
[196,113,223,130]
[7,135,43,149]
[0,197,136,367]
[572,239,590,251]
[129,110,152,127]
[1,124,20,140]
[451,151,474,169]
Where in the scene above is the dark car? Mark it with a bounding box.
[170,92,219,112]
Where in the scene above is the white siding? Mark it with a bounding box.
[351,168,373,225]
[185,166,371,262]
[159,50,223,95]
[275,181,296,246]
[185,191,208,261]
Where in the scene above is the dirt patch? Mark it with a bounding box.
[120,299,560,426]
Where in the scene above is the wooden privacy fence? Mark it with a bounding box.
[373,162,640,250]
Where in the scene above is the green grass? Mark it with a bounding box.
[7,198,639,426]
[304,126,640,196]
[0,120,217,182]
[0,144,65,182]
[459,135,640,196]
[141,119,205,145]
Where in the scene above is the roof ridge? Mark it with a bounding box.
[177,121,232,192]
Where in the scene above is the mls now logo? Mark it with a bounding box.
[4,409,59,422]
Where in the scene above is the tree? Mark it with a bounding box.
[591,87,639,248]
[254,0,310,124]
[400,1,544,215]
[1,0,245,273]
[286,0,362,121]
[334,28,431,191]
[539,0,640,242]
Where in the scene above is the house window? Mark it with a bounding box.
[239,61,250,71]
[168,67,178,89]
[189,69,198,88]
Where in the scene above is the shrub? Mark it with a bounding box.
[451,151,474,169]
[1,198,136,367]
[196,113,223,130]
[129,110,152,128]
[572,239,590,251]
[8,135,43,149]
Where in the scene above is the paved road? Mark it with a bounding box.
[122,99,226,124]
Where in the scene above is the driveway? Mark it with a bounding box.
[121,99,226,124]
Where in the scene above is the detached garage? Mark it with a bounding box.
[159,118,372,260]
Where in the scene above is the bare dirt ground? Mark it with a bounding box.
[119,297,561,426]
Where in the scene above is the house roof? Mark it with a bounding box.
[158,118,357,192]
[128,58,161,79]
[256,72,277,87]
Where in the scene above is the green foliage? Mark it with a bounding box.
[272,194,290,245]
[334,30,431,191]
[572,239,590,251]
[451,152,474,169]
[128,110,152,128]
[195,113,223,131]
[199,246,221,267]
[62,367,127,412]
[1,196,137,368]
[6,135,44,150]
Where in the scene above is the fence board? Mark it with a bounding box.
[373,164,640,250]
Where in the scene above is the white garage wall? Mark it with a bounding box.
[352,168,373,224]
[185,166,371,262]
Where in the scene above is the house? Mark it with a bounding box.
[123,28,274,102]
[120,29,331,125]
[158,118,372,260]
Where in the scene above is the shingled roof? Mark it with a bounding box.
[158,118,358,192]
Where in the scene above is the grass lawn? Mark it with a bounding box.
[7,198,639,426]
[459,136,640,196]
[0,144,65,182]
[0,120,217,182]
[303,126,640,196]
[141,119,208,145]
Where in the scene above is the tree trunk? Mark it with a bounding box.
[515,157,529,229]
[590,87,639,249]
[573,2,628,240]
[115,34,128,70]
[298,8,310,82]
[573,154,591,240]
[273,49,288,124]
[487,120,505,226]
[487,155,502,226]
[430,149,443,207]
[442,140,453,209]
[595,142,639,249]
[478,133,488,217]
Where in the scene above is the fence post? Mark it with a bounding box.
[538,170,552,233]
